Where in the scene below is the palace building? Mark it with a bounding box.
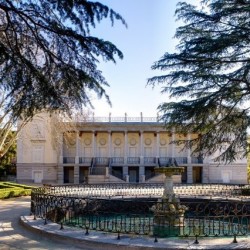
[16,112,248,184]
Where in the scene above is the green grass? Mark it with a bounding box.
[0,182,36,199]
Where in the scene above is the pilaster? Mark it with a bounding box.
[92,131,96,157]
[187,133,191,164]
[108,131,112,158]
[75,132,79,164]
[202,164,209,183]
[74,165,79,184]
[57,165,64,184]
[187,166,193,184]
[140,130,144,165]
[59,134,63,164]
[124,131,128,164]
[139,166,145,183]
[171,128,175,158]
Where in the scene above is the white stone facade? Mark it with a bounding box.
[16,113,248,184]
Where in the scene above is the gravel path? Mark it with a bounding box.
[0,196,93,250]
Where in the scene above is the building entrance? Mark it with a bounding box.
[64,166,74,183]
[181,166,187,183]
[193,166,202,183]
[128,167,139,183]
[79,167,89,183]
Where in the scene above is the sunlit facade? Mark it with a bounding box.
[16,112,248,184]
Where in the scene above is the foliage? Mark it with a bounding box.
[148,0,250,162]
[1,182,34,189]
[0,182,34,199]
[0,92,25,159]
[0,130,16,174]
[0,0,126,159]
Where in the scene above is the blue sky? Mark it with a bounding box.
[91,0,196,117]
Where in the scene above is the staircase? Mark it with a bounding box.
[88,157,126,184]
[88,174,126,184]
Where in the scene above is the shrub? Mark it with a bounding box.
[2,182,35,189]
[0,182,34,199]
[0,188,32,199]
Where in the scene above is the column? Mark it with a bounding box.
[202,164,209,183]
[140,130,144,164]
[59,134,63,164]
[75,132,79,164]
[139,166,145,183]
[187,166,193,184]
[187,133,191,164]
[139,130,145,182]
[74,165,79,184]
[108,131,112,158]
[57,165,64,184]
[124,131,128,181]
[171,128,175,159]
[58,133,64,184]
[124,131,128,164]
[123,166,128,176]
[92,131,96,158]
[156,132,159,165]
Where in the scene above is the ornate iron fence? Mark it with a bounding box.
[31,184,250,238]
[37,183,245,198]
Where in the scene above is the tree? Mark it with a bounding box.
[49,110,92,159]
[0,91,28,158]
[0,0,126,117]
[148,0,250,162]
[0,0,126,158]
[0,130,16,176]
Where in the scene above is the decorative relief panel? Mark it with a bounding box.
[114,138,121,146]
[84,138,91,146]
[144,138,152,145]
[99,138,106,146]
[129,138,137,146]
[160,138,167,146]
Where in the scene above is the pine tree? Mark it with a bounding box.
[0,0,126,159]
[148,0,250,162]
[0,0,126,119]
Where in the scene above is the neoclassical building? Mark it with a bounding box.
[16,112,248,184]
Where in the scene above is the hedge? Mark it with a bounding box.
[1,182,34,189]
[0,182,35,199]
[0,188,32,199]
